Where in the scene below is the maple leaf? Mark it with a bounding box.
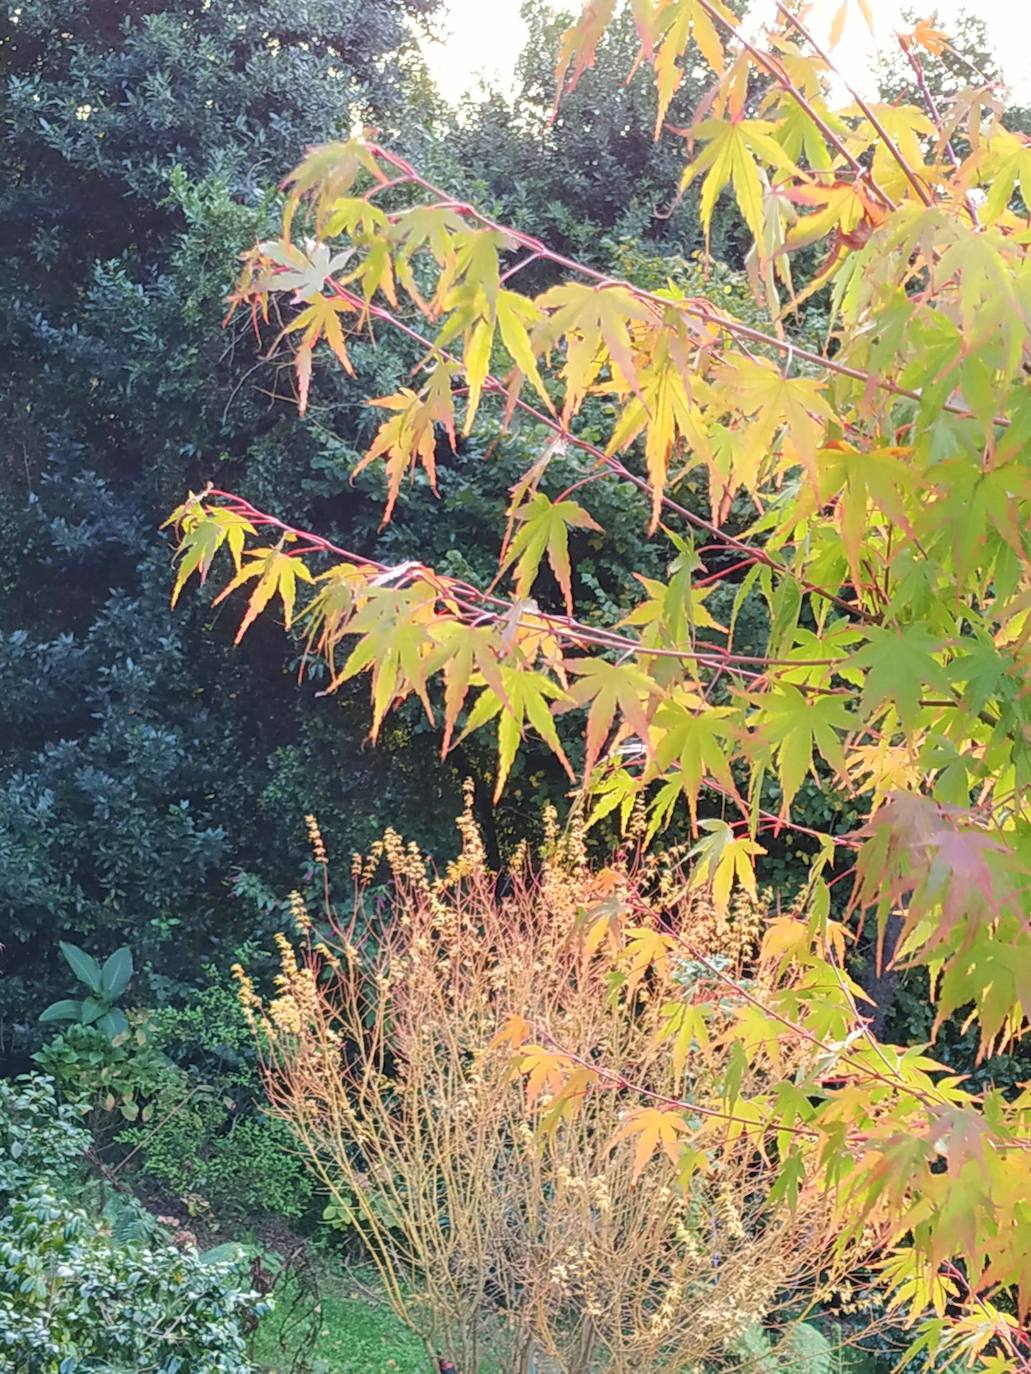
[657,1001,710,1082]
[818,444,917,595]
[252,239,356,300]
[500,493,602,614]
[761,915,814,969]
[980,130,1031,224]
[688,819,766,914]
[458,667,574,800]
[605,333,713,528]
[431,622,506,757]
[213,544,314,644]
[167,506,255,608]
[281,293,358,411]
[585,766,641,835]
[583,889,629,957]
[753,684,851,815]
[784,179,882,252]
[622,561,727,648]
[298,562,371,675]
[848,627,950,731]
[534,283,650,420]
[560,657,658,776]
[553,0,618,106]
[620,925,676,994]
[853,103,935,199]
[353,364,457,523]
[652,0,724,138]
[538,1065,599,1132]
[650,694,740,831]
[281,139,388,236]
[496,289,550,406]
[492,1012,532,1051]
[325,581,444,738]
[517,1044,570,1107]
[714,355,833,490]
[908,18,952,56]
[609,1106,690,1183]
[680,117,797,249]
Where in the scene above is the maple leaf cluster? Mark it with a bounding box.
[167,1,1031,1365]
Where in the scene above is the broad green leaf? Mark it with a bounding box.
[59,941,103,995]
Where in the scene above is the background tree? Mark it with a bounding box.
[0,0,447,1035]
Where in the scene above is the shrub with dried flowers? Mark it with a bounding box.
[238,794,874,1374]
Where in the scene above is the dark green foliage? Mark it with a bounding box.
[114,978,316,1221]
[0,0,443,1039]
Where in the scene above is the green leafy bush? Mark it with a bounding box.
[130,1102,314,1222]
[0,1183,266,1373]
[33,1018,185,1129]
[0,1072,268,1373]
[0,1075,90,1198]
[116,979,315,1222]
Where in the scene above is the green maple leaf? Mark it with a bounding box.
[458,667,573,800]
[651,695,740,830]
[681,117,797,249]
[848,627,950,730]
[755,684,852,814]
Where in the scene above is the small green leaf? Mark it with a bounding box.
[80,997,108,1026]
[98,1009,130,1040]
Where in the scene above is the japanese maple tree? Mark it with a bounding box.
[168,2,1031,1367]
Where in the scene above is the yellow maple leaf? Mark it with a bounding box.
[610,1107,690,1183]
